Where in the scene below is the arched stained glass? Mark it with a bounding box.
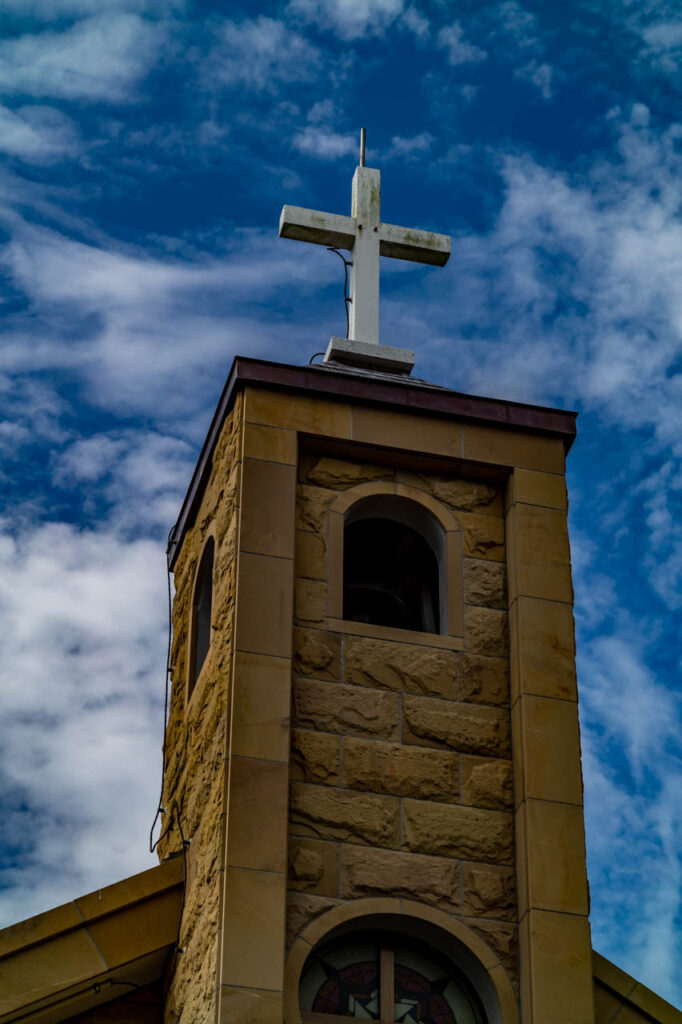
[300,936,485,1024]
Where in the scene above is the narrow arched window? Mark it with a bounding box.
[343,496,444,635]
[188,537,214,700]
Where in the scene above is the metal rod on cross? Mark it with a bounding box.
[360,128,366,168]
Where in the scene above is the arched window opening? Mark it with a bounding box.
[299,932,486,1024]
[343,497,444,635]
[188,537,214,700]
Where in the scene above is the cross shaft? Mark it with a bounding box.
[280,165,450,348]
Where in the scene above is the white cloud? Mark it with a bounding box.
[0,216,344,419]
[0,105,79,162]
[293,124,358,159]
[514,59,554,99]
[385,131,433,159]
[400,6,429,38]
[205,17,321,92]
[437,23,487,65]
[641,20,682,71]
[287,0,404,39]
[0,14,166,102]
[53,431,196,535]
[0,520,166,923]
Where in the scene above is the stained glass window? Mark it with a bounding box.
[300,936,485,1024]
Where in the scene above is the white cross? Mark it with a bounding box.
[279,147,450,349]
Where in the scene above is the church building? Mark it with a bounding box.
[0,143,679,1024]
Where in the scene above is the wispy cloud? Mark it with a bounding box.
[437,22,487,65]
[204,16,321,92]
[0,14,167,102]
[0,105,79,162]
[287,0,404,39]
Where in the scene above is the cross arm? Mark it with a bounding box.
[379,222,451,266]
[279,205,356,250]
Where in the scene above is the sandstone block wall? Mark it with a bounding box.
[287,454,518,989]
[159,396,243,1024]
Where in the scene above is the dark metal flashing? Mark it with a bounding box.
[167,356,578,570]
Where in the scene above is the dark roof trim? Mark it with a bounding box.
[168,356,577,570]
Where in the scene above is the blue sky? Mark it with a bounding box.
[0,0,681,1008]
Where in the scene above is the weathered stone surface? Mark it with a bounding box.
[160,401,243,1024]
[290,729,340,785]
[402,799,514,864]
[460,755,513,810]
[306,457,393,490]
[466,919,518,981]
[344,636,457,698]
[459,654,509,705]
[293,679,400,740]
[293,628,340,681]
[288,838,338,896]
[342,737,458,802]
[290,846,323,886]
[290,782,400,847]
[465,559,507,609]
[296,484,337,533]
[295,530,327,580]
[398,472,503,515]
[461,864,516,919]
[286,892,340,949]
[465,606,508,656]
[340,845,460,913]
[458,512,505,561]
[402,695,510,757]
[294,578,326,628]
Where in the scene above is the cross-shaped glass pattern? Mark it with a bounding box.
[299,938,485,1024]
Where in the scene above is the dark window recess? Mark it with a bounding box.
[190,538,214,697]
[344,518,439,633]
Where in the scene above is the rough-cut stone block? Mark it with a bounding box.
[462,864,516,919]
[292,629,340,681]
[290,783,400,848]
[459,654,509,706]
[290,730,340,785]
[340,845,460,913]
[402,799,514,864]
[294,578,326,628]
[461,755,513,810]
[296,485,337,533]
[465,606,508,656]
[402,696,510,757]
[458,512,505,561]
[398,473,503,515]
[288,838,338,896]
[342,737,458,802]
[465,559,507,609]
[293,679,400,741]
[305,457,394,490]
[344,636,457,698]
[286,892,340,949]
[295,531,327,580]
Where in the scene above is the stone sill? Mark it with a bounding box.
[327,617,465,650]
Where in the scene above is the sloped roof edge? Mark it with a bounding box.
[594,950,682,1022]
[0,857,184,1024]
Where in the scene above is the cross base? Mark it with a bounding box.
[324,337,415,375]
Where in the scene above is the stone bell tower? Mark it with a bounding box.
[157,144,595,1024]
